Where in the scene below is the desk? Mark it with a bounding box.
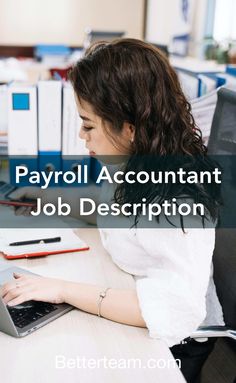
[0,228,185,383]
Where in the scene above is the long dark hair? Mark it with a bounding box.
[69,38,222,226]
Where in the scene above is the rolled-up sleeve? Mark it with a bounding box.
[135,228,215,347]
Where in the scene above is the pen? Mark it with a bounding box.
[9,236,61,246]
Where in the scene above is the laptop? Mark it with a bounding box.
[0,266,73,337]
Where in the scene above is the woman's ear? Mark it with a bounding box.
[122,122,135,143]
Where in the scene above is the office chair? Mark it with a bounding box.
[190,88,236,381]
[190,228,236,382]
[190,228,236,342]
[207,87,236,155]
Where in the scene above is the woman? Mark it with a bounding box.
[2,39,224,382]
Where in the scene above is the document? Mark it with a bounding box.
[0,228,89,259]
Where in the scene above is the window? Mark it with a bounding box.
[213,0,236,41]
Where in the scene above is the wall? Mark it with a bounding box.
[145,0,209,57]
[0,0,145,46]
[145,0,174,45]
[190,0,209,57]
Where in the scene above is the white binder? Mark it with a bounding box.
[8,82,38,156]
[38,80,62,155]
[0,84,8,154]
[38,80,62,184]
[7,82,38,185]
[62,82,87,157]
[62,82,89,186]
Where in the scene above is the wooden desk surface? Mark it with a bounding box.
[0,228,185,383]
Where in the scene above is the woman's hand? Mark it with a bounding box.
[1,272,68,306]
[1,273,147,328]
[9,187,43,201]
[9,187,44,216]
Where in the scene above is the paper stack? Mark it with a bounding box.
[191,88,219,145]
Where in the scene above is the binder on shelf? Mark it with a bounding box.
[174,58,227,99]
[62,82,90,186]
[215,73,236,91]
[38,80,62,186]
[177,69,228,99]
[171,56,225,76]
[176,70,200,100]
[198,74,218,97]
[90,156,103,185]
[206,74,227,88]
[226,65,236,77]
[0,84,8,155]
[7,82,38,186]
[191,88,219,145]
[34,44,71,65]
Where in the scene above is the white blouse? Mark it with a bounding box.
[97,166,224,347]
[99,225,224,347]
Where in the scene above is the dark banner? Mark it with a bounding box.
[0,155,235,229]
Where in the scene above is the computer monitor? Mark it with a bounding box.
[84,30,125,49]
[148,42,169,58]
[208,87,236,155]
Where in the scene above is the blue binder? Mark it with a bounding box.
[226,65,236,77]
[9,156,38,187]
[62,156,90,187]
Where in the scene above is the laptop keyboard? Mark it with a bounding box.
[8,301,57,329]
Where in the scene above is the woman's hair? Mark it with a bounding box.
[69,38,222,226]
[69,38,203,155]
